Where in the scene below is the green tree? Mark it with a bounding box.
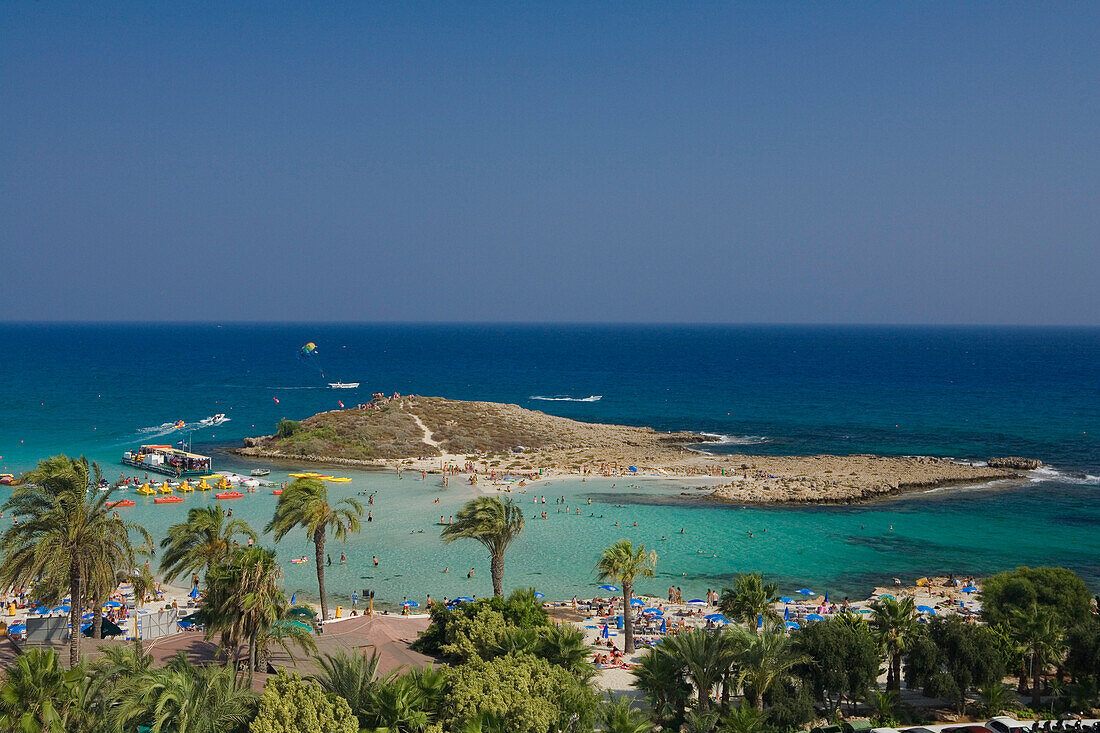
[658,627,739,709]
[737,625,807,711]
[0,648,83,732]
[722,699,767,733]
[632,644,692,726]
[265,477,362,623]
[600,693,652,733]
[0,454,150,667]
[250,670,358,733]
[312,650,381,727]
[595,539,657,653]
[903,616,1006,714]
[412,589,549,658]
[719,573,780,632]
[1009,605,1067,708]
[441,496,524,598]
[362,667,446,733]
[982,567,1092,629]
[871,595,920,693]
[110,653,257,733]
[794,613,881,716]
[160,505,257,585]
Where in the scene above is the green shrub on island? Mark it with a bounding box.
[275,419,301,438]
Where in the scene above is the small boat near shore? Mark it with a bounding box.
[154,496,183,504]
[272,489,283,495]
[107,499,135,508]
[250,468,270,476]
[215,491,243,500]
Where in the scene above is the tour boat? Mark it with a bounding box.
[328,382,359,389]
[121,445,212,477]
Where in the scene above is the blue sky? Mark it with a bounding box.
[2,2,1097,323]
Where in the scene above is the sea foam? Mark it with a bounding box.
[529,395,602,402]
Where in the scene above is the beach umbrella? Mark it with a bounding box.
[276,619,313,632]
[290,592,296,605]
[51,605,70,614]
[189,587,200,599]
[660,618,666,633]
[877,594,895,601]
[824,590,829,603]
[401,600,420,608]
[628,466,637,472]
[686,599,707,606]
[960,586,978,593]
[599,585,619,592]
[780,596,794,603]
[629,598,645,607]
[454,597,474,603]
[33,607,49,615]
[857,608,872,614]
[534,592,544,598]
[805,613,824,622]
[8,623,26,634]
[104,600,123,608]
[704,613,727,623]
[784,606,790,621]
[642,607,663,615]
[81,613,94,621]
[795,589,813,596]
[917,605,937,615]
[785,621,801,630]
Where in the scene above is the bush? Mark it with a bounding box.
[982,567,1092,628]
[250,670,358,733]
[764,680,816,731]
[413,589,549,660]
[275,420,301,438]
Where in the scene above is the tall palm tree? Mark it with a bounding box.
[0,455,150,667]
[110,653,258,733]
[871,596,920,693]
[160,505,257,585]
[719,573,781,632]
[313,650,382,727]
[1009,605,1066,708]
[736,625,808,711]
[265,477,362,622]
[441,496,524,597]
[595,539,657,653]
[658,627,740,709]
[632,644,692,723]
[204,547,288,678]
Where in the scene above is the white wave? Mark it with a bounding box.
[529,395,602,402]
[1028,466,1100,485]
[135,415,228,437]
[697,432,769,446]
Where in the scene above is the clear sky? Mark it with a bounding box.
[2,2,1098,324]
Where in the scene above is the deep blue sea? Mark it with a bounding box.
[1,324,1098,606]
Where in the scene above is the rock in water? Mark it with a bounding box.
[987,457,1042,470]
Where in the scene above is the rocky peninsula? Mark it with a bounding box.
[236,395,1031,504]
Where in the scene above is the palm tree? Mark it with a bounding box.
[1009,605,1066,708]
[0,455,151,667]
[723,699,768,733]
[871,596,920,693]
[600,693,653,733]
[204,547,289,678]
[658,627,739,709]
[737,625,807,711]
[537,623,594,679]
[441,496,524,597]
[719,573,781,632]
[110,653,257,733]
[160,505,257,585]
[265,477,362,622]
[0,648,83,732]
[595,539,656,653]
[313,650,382,726]
[632,644,692,723]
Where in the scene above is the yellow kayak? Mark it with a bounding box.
[323,477,351,483]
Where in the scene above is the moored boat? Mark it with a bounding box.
[215,491,243,500]
[154,496,183,504]
[250,468,270,476]
[122,445,211,478]
[107,499,136,508]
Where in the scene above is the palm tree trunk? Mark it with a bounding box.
[490,553,504,597]
[92,599,103,639]
[890,652,902,693]
[623,581,635,653]
[314,528,328,621]
[249,630,258,681]
[754,690,764,712]
[1031,652,1042,708]
[69,564,81,668]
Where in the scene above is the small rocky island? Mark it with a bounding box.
[237,395,1034,504]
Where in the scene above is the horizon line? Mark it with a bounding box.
[1,320,1098,329]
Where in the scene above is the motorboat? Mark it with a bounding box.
[210,414,227,425]
[250,468,270,476]
[328,382,359,389]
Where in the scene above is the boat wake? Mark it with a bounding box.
[136,415,229,437]
[529,395,602,402]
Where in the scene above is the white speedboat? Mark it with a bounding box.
[210,413,227,425]
[328,382,359,389]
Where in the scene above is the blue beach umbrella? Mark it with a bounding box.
[629,598,645,607]
[33,607,49,615]
[805,613,824,622]
[628,466,638,472]
[917,605,937,615]
[290,592,296,604]
[784,606,790,621]
[780,596,794,603]
[686,599,707,606]
[189,587,200,599]
[857,608,872,614]
[704,613,727,623]
[81,613,94,621]
[104,600,123,608]
[642,607,663,615]
[454,597,474,603]
[824,590,829,603]
[51,605,70,614]
[960,586,978,593]
[8,623,26,634]
[401,600,420,608]
[599,585,619,592]
[534,593,544,598]
[795,588,813,596]
[785,621,801,630]
[660,618,666,633]
[877,594,894,601]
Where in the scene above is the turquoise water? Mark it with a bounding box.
[0,324,1097,607]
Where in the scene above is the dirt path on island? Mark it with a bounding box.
[409,413,442,449]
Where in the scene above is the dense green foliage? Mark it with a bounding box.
[904,616,1006,713]
[250,670,358,733]
[441,497,525,598]
[982,567,1093,628]
[275,419,301,438]
[412,588,549,659]
[793,613,880,715]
